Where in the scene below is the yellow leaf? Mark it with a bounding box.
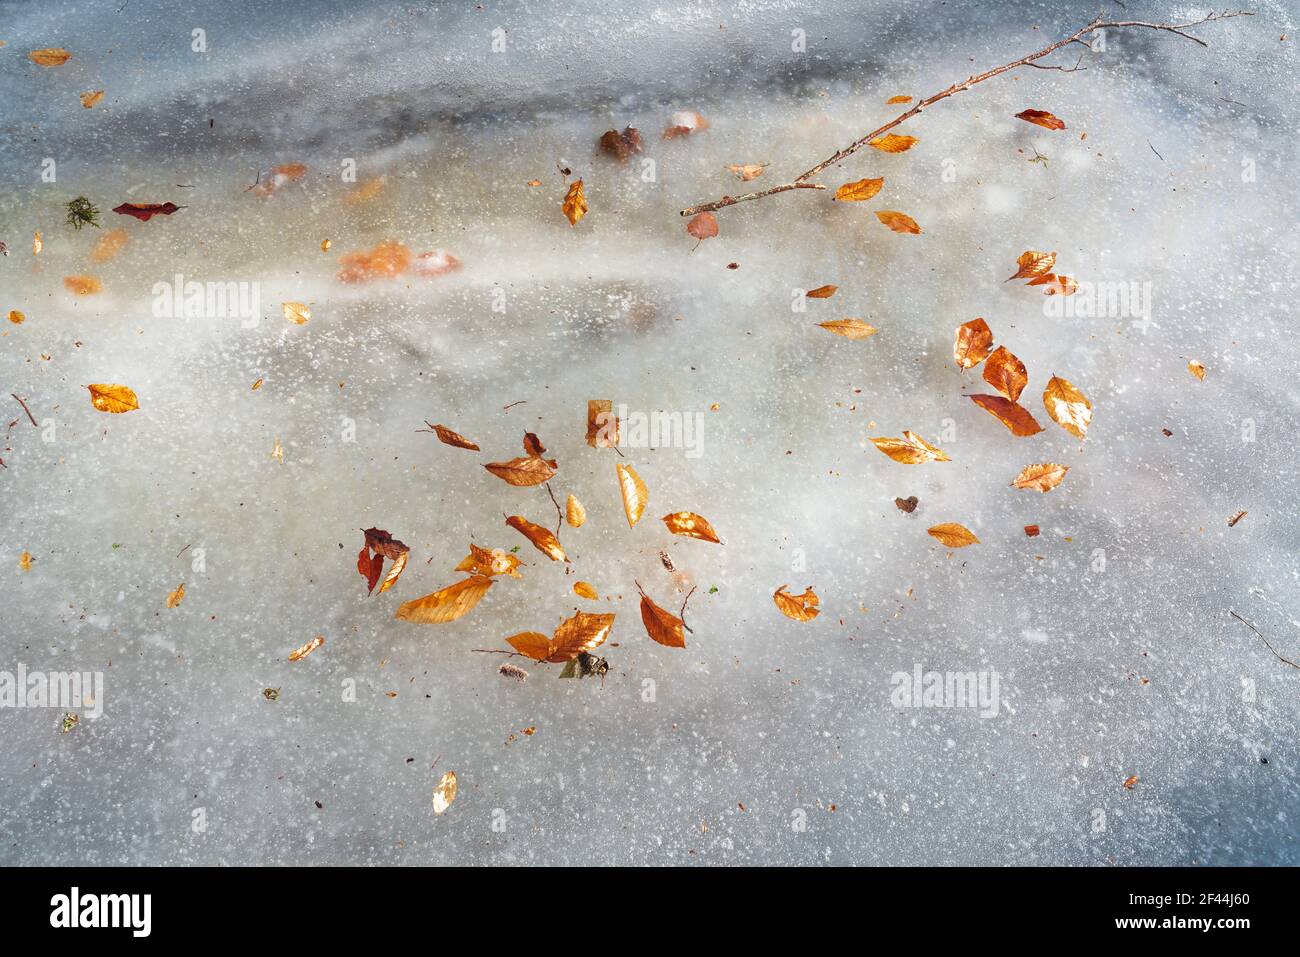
[432,770,458,814]
[639,588,686,648]
[377,550,408,593]
[79,90,105,109]
[506,515,567,562]
[565,494,586,527]
[1042,375,1092,439]
[7,310,24,325]
[1011,462,1069,492]
[875,210,921,234]
[562,179,587,226]
[19,551,33,572]
[870,431,950,464]
[616,463,649,527]
[1187,360,1207,381]
[63,276,103,296]
[270,438,284,462]
[320,239,331,252]
[574,581,599,600]
[927,523,979,547]
[28,48,72,68]
[1007,250,1056,281]
[394,575,493,623]
[288,635,325,662]
[833,177,884,202]
[869,133,919,153]
[805,284,838,299]
[982,345,1028,402]
[662,511,721,543]
[484,454,556,486]
[954,318,994,369]
[282,301,310,325]
[86,383,139,413]
[818,319,877,340]
[166,583,186,608]
[774,585,820,622]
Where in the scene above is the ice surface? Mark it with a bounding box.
[1,0,1298,865]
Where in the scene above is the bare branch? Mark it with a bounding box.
[1230,611,1300,671]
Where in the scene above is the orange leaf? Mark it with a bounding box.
[869,133,919,153]
[686,212,718,241]
[288,635,325,662]
[982,345,1028,402]
[1042,375,1092,439]
[833,177,884,202]
[336,241,412,283]
[63,276,103,296]
[166,583,186,608]
[90,228,129,264]
[550,611,616,661]
[805,284,838,299]
[1011,462,1069,492]
[968,394,1044,436]
[565,494,586,527]
[818,319,878,339]
[1187,360,1207,381]
[394,575,493,623]
[506,515,567,561]
[875,210,921,234]
[1027,273,1078,296]
[587,399,619,448]
[506,631,555,661]
[953,318,994,369]
[86,383,139,413]
[1015,109,1066,131]
[870,431,950,464]
[1007,250,1056,281]
[574,581,599,601]
[774,585,820,622]
[562,179,587,226]
[484,455,557,487]
[927,523,979,547]
[432,424,479,451]
[454,543,524,579]
[886,95,912,104]
[727,163,768,181]
[662,511,721,543]
[28,48,72,67]
[639,589,686,648]
[79,90,105,109]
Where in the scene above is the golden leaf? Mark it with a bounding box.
[86,383,139,413]
[32,231,42,255]
[282,301,310,325]
[806,284,838,299]
[506,515,567,561]
[1187,360,1207,381]
[587,399,619,447]
[288,635,325,662]
[640,589,686,648]
[818,318,878,339]
[1007,250,1056,281]
[377,550,408,593]
[79,90,104,109]
[616,463,649,527]
[727,163,768,181]
[432,770,458,814]
[454,543,524,579]
[19,551,33,572]
[1011,462,1069,492]
[774,585,820,622]
[28,48,72,68]
[484,455,556,486]
[834,177,884,202]
[662,511,721,543]
[394,575,493,623]
[562,179,587,226]
[886,95,912,104]
[982,345,1028,402]
[1027,273,1078,296]
[63,276,103,296]
[506,631,554,661]
[7,310,23,325]
[875,210,921,234]
[870,431,950,464]
[968,394,1043,436]
[927,523,979,547]
[954,318,994,369]
[869,133,919,153]
[1015,109,1066,131]
[320,239,331,252]
[432,424,480,451]
[90,228,129,263]
[166,583,186,608]
[550,611,615,661]
[565,494,586,527]
[251,379,263,390]
[1042,375,1092,439]
[574,581,599,600]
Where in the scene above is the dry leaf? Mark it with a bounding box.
[886,95,912,104]
[336,241,412,283]
[1016,109,1067,131]
[112,202,182,222]
[1122,774,1138,790]
[663,110,708,138]
[982,346,1028,402]
[1024,524,1040,537]
[378,550,408,593]
[927,523,979,547]
[394,575,493,623]
[1026,273,1078,296]
[510,611,616,662]
[562,179,587,226]
[895,496,919,513]
[806,285,838,299]
[28,48,72,68]
[565,495,586,528]
[662,511,721,543]
[869,133,919,153]
[1042,375,1092,439]
[834,177,884,202]
[686,211,718,241]
[968,394,1044,436]
[616,463,649,527]
[587,399,619,447]
[282,301,310,325]
[166,583,186,608]
[573,581,599,601]
[288,635,325,662]
[86,383,139,413]
[90,228,129,263]
[1011,462,1069,492]
[506,515,567,562]
[1228,510,1247,527]
[19,551,33,572]
[953,318,994,369]
[454,543,524,579]
[875,210,921,234]
[818,319,878,339]
[774,585,820,622]
[600,126,643,161]
[320,239,331,252]
[1007,250,1056,281]
[432,424,479,451]
[79,90,104,109]
[7,310,23,325]
[33,231,42,255]
[727,163,768,181]
[1187,360,1207,381]
[432,770,458,814]
[640,589,686,648]
[484,454,556,487]
[63,276,103,296]
[270,438,284,463]
[870,431,950,464]
[251,378,263,390]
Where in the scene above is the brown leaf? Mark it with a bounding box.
[982,346,1028,401]
[587,399,619,447]
[550,611,616,661]
[1016,109,1066,131]
[870,431,950,464]
[506,515,567,562]
[953,318,994,369]
[968,394,1044,436]
[895,496,918,513]
[1122,774,1138,790]
[600,126,643,160]
[79,90,105,109]
[869,133,919,153]
[834,177,884,202]
[805,284,838,299]
[727,163,768,181]
[662,511,721,543]
[64,276,103,296]
[166,583,186,608]
[521,432,547,457]
[1228,510,1248,527]
[19,551,33,572]
[288,635,325,662]
[432,424,480,451]
[394,575,493,623]
[28,48,72,67]
[573,581,599,601]
[774,585,820,622]
[616,463,649,527]
[484,455,556,487]
[562,179,587,226]
[640,590,686,648]
[565,494,586,528]
[454,543,524,579]
[686,212,719,241]
[663,110,708,138]
[1007,250,1056,281]
[886,95,912,104]
[818,319,877,340]
[875,210,921,234]
[86,383,139,413]
[1187,360,1207,381]
[1027,273,1078,296]
[1011,462,1069,492]
[1042,375,1092,439]
[927,523,979,547]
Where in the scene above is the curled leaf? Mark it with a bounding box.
[818,319,878,339]
[562,179,587,226]
[288,635,325,662]
[432,770,458,815]
[869,133,919,153]
[639,588,686,648]
[870,431,950,464]
[875,210,921,234]
[394,575,493,623]
[1187,360,1207,381]
[834,177,884,202]
[927,523,979,547]
[565,494,586,528]
[1007,250,1056,281]
[599,126,643,161]
[1011,462,1069,492]
[1027,273,1078,296]
[982,346,1028,402]
[455,543,524,579]
[1042,375,1092,439]
[432,424,480,450]
[662,511,721,543]
[954,318,994,369]
[616,463,649,527]
[86,383,139,413]
[663,110,708,138]
[506,515,567,562]
[1016,109,1066,131]
[774,585,820,622]
[968,394,1043,436]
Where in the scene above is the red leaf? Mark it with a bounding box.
[112,202,183,222]
[357,546,383,595]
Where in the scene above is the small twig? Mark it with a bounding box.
[679,586,698,635]
[1148,140,1165,161]
[176,543,192,559]
[503,400,526,411]
[11,394,38,428]
[471,648,531,660]
[1026,52,1087,72]
[1231,611,1300,671]
[545,482,564,538]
